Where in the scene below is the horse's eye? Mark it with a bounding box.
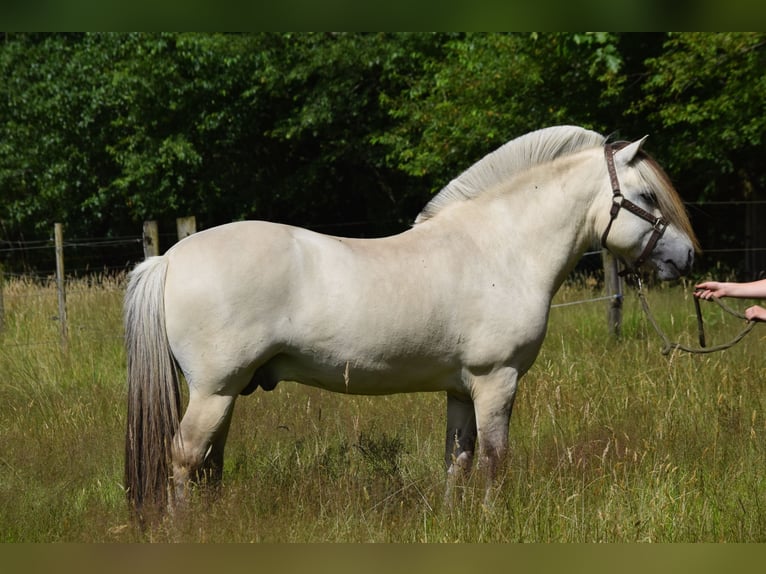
[641,191,658,206]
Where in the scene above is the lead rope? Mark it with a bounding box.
[634,277,757,355]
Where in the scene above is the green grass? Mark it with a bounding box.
[1,274,765,542]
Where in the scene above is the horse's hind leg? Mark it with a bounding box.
[172,391,236,505]
[199,399,236,485]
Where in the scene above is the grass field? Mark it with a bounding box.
[1,273,765,542]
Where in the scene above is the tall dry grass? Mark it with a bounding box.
[1,274,765,541]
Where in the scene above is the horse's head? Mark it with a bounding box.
[598,137,699,280]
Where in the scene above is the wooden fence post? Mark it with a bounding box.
[176,216,197,241]
[54,223,68,352]
[603,249,623,338]
[143,220,159,258]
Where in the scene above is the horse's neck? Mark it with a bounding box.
[427,158,600,295]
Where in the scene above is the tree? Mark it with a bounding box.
[374,33,626,192]
[1,33,764,275]
[633,32,766,200]
[0,33,437,243]
[633,33,766,277]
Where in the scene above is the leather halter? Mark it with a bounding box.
[600,143,668,275]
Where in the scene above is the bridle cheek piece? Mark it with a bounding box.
[600,143,669,275]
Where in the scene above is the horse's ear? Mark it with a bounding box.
[614,135,649,166]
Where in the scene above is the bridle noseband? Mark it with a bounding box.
[600,143,669,275]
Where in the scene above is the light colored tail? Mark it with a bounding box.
[123,256,180,517]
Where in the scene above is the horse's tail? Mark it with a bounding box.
[123,255,180,518]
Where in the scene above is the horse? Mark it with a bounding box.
[123,125,699,517]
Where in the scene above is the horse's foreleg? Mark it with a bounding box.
[471,367,519,500]
[445,392,477,475]
[171,392,236,506]
[444,392,477,503]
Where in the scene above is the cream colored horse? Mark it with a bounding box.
[124,125,698,516]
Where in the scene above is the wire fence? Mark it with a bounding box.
[0,227,146,350]
[1,216,764,352]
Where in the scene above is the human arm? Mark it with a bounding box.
[695,278,766,301]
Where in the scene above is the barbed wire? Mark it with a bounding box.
[0,236,142,253]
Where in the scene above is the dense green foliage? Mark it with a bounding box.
[1,33,764,257]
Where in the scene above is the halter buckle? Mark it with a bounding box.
[653,217,668,233]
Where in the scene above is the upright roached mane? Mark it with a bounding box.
[415,126,607,224]
[124,125,698,520]
[414,126,698,249]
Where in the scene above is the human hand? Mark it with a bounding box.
[694,281,728,300]
[745,305,766,322]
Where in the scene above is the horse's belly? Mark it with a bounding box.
[255,352,463,396]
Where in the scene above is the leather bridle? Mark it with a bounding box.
[600,143,758,356]
[600,142,669,275]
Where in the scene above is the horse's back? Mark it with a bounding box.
[167,220,300,271]
[164,220,369,313]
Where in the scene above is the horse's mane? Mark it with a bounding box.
[414,125,606,224]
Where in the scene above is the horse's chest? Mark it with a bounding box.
[456,304,549,370]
